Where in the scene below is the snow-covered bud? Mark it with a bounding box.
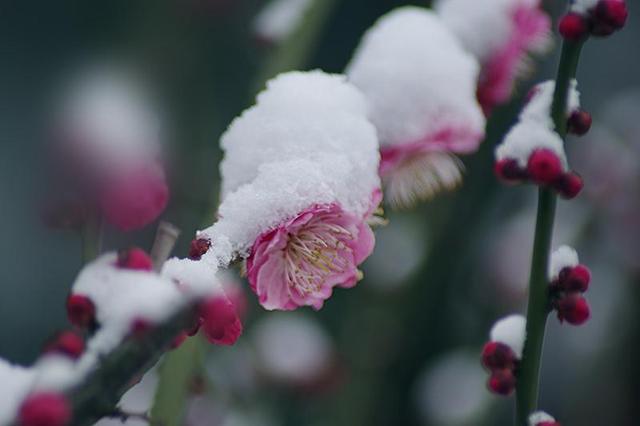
[18,392,71,426]
[490,315,526,360]
[347,7,485,207]
[188,238,211,260]
[559,13,589,40]
[43,331,85,359]
[529,411,560,426]
[65,294,95,329]
[199,296,242,345]
[494,158,529,183]
[527,149,564,185]
[554,172,584,199]
[591,0,628,36]
[116,247,153,271]
[481,342,517,371]
[434,0,551,112]
[556,293,591,325]
[567,110,593,136]
[487,369,516,396]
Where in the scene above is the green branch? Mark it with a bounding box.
[515,40,584,425]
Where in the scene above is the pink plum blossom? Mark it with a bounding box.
[246,203,375,311]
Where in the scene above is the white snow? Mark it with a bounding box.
[253,0,315,42]
[529,411,556,425]
[346,7,485,148]
[490,314,527,358]
[521,80,581,129]
[57,66,162,175]
[549,245,579,280]
[219,71,378,198]
[0,359,36,426]
[570,0,600,14]
[434,0,544,62]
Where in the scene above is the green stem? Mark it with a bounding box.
[515,39,584,425]
[81,217,102,264]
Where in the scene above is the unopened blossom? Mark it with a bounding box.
[347,7,485,208]
[566,0,628,38]
[51,66,169,231]
[548,245,592,326]
[435,0,551,113]
[482,314,526,396]
[18,392,71,426]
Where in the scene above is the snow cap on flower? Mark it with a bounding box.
[347,7,484,150]
[529,411,558,426]
[219,71,378,197]
[434,0,551,111]
[253,0,315,43]
[346,7,485,206]
[548,245,579,280]
[489,314,527,358]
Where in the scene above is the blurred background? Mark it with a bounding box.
[0,0,638,425]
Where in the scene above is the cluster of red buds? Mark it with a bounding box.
[549,264,592,326]
[480,315,526,396]
[495,148,584,199]
[189,238,211,260]
[559,0,628,40]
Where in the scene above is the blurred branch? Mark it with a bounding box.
[515,39,584,425]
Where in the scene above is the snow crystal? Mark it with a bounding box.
[57,66,162,175]
[346,6,485,148]
[495,120,568,168]
[549,245,579,279]
[434,0,543,62]
[219,71,378,197]
[0,359,36,426]
[521,80,581,129]
[570,0,600,14]
[490,314,527,358]
[253,0,315,42]
[203,154,377,262]
[529,411,556,425]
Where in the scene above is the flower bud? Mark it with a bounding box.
[554,172,583,199]
[559,13,589,41]
[18,392,71,426]
[200,296,242,345]
[495,158,528,183]
[481,342,517,371]
[66,294,95,329]
[188,238,211,260]
[560,265,591,292]
[116,247,153,271]
[592,0,628,36]
[556,293,591,325]
[527,149,563,185]
[567,110,592,136]
[487,369,516,396]
[44,331,85,359]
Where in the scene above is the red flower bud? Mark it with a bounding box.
[18,392,71,426]
[556,293,591,325]
[66,294,95,329]
[559,13,589,41]
[592,0,628,36]
[189,238,211,260]
[116,247,153,271]
[200,296,242,346]
[560,265,591,292]
[495,158,528,183]
[481,342,517,371]
[567,110,593,136]
[44,331,85,359]
[487,369,516,396]
[554,172,584,199]
[527,149,563,185]
[538,422,561,426]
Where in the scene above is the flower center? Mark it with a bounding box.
[283,215,353,295]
